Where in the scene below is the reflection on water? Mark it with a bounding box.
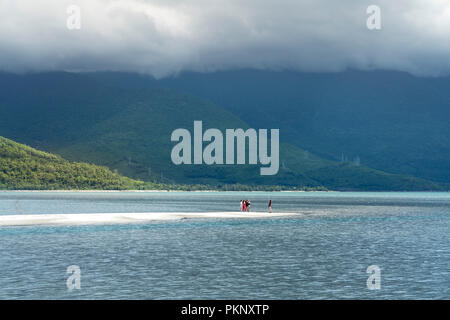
[0,192,449,299]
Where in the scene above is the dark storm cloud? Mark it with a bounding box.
[1,0,449,77]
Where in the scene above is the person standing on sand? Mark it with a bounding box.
[240,200,243,212]
[242,200,246,212]
[246,200,251,212]
[268,200,272,213]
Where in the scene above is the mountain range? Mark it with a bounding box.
[0,71,447,191]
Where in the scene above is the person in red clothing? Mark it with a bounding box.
[242,200,247,212]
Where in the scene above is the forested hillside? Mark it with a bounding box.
[0,136,145,190]
[0,72,445,191]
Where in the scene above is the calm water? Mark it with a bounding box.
[0,191,449,299]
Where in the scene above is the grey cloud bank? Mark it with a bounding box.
[1,0,450,77]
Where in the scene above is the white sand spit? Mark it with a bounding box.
[0,211,296,226]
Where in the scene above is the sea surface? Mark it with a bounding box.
[0,191,449,299]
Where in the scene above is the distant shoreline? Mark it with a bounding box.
[0,189,315,193]
[0,189,446,193]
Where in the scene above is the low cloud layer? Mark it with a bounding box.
[1,0,450,77]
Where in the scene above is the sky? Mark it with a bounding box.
[1,0,450,77]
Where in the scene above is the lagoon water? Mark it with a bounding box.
[0,191,449,299]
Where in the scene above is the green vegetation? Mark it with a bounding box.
[150,183,328,192]
[0,72,446,191]
[95,70,450,185]
[0,136,146,190]
[0,136,326,191]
